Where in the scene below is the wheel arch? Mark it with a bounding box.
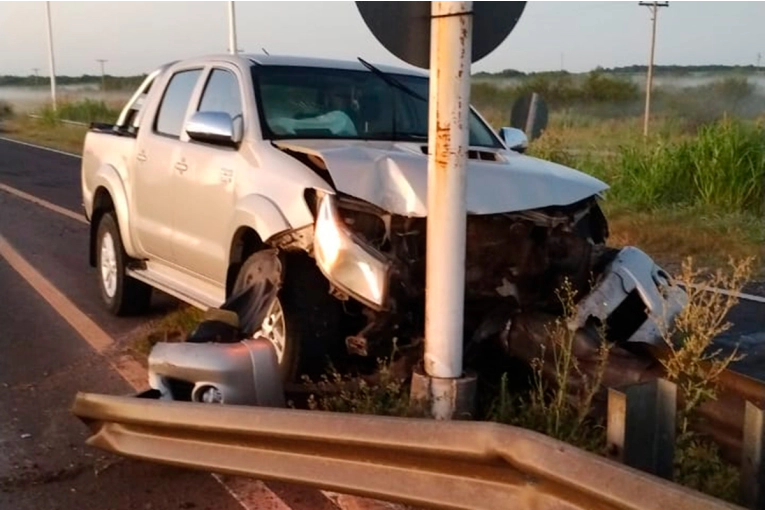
[225,194,294,296]
[88,166,136,267]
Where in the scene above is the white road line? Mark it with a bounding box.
[0,182,88,225]
[0,233,295,510]
[0,135,82,158]
[683,282,765,305]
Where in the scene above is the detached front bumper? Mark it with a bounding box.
[147,337,285,407]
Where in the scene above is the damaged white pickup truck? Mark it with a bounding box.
[81,54,686,402]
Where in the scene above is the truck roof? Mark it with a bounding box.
[167,53,427,78]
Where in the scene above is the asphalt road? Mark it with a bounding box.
[1,135,764,510]
[0,138,360,510]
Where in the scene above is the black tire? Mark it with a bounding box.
[95,211,152,316]
[233,251,343,383]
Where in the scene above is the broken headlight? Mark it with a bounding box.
[313,192,391,310]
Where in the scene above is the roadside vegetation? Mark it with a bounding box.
[305,257,754,504]
[37,98,121,126]
[129,305,205,357]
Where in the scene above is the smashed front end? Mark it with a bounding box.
[306,189,688,362]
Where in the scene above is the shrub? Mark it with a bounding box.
[609,118,765,215]
[656,256,753,503]
[487,279,611,453]
[38,99,120,125]
[581,71,640,103]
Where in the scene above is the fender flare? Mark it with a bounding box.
[227,194,292,256]
[88,164,138,264]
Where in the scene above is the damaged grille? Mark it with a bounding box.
[336,195,609,313]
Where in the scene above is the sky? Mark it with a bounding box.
[1,1,764,77]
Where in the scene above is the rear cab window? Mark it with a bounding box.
[153,69,204,138]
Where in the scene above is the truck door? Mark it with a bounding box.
[131,67,204,263]
[171,65,246,285]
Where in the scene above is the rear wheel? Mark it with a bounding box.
[95,211,152,316]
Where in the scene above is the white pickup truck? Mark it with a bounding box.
[81,53,686,389]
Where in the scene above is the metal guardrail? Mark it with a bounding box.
[27,114,88,127]
[71,392,741,510]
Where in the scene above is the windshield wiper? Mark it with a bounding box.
[357,57,427,103]
[367,131,428,141]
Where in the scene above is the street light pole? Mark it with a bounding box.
[639,1,668,137]
[44,1,57,111]
[227,1,238,54]
[417,0,477,420]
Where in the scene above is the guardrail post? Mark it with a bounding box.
[742,400,765,510]
[607,378,677,480]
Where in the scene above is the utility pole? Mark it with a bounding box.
[227,1,238,54]
[96,59,108,92]
[639,1,668,137]
[32,68,40,87]
[45,1,57,111]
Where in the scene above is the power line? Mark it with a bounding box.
[639,1,669,137]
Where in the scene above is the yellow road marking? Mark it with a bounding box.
[0,233,112,353]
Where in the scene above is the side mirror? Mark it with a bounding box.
[185,111,241,147]
[498,127,528,153]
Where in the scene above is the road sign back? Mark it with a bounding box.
[356,2,527,69]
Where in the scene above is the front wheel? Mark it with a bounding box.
[233,251,343,383]
[95,211,152,316]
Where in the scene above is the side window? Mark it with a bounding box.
[198,69,243,121]
[154,69,203,137]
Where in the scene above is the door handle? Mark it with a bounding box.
[136,152,147,162]
[175,162,188,173]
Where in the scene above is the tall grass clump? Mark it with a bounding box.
[39,98,120,125]
[654,256,754,503]
[487,278,611,453]
[612,118,765,215]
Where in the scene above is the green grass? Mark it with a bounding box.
[1,115,88,154]
[38,98,121,126]
[600,119,765,215]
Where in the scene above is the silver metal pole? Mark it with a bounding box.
[643,0,659,136]
[424,1,473,419]
[228,1,238,54]
[45,1,57,111]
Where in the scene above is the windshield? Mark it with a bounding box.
[252,65,503,148]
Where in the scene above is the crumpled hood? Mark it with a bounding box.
[275,140,609,217]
